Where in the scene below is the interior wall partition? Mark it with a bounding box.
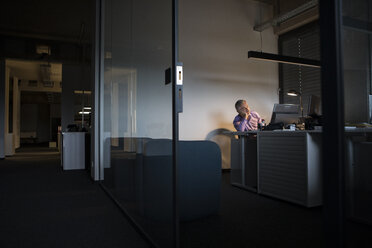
[177,1,325,247]
[342,0,372,247]
[98,0,177,247]
[320,0,372,247]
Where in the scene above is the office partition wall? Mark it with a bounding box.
[320,0,372,247]
[99,0,176,247]
[342,0,372,246]
[178,1,324,247]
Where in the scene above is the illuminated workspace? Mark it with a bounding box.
[98,0,372,247]
[0,0,371,248]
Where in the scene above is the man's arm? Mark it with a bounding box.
[233,118,248,131]
[256,113,262,125]
[250,111,262,130]
[250,111,261,123]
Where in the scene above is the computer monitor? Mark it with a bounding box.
[307,95,321,116]
[270,103,301,125]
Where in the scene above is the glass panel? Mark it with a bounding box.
[179,1,322,247]
[101,0,174,247]
[342,0,372,246]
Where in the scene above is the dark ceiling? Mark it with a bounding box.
[0,0,93,43]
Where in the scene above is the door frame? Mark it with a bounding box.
[319,1,346,247]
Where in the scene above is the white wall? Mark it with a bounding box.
[179,0,279,140]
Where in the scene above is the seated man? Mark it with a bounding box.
[233,99,262,131]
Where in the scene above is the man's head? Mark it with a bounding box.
[235,99,250,117]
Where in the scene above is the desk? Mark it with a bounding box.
[230,128,372,208]
[258,130,322,207]
[229,130,322,207]
[230,131,258,192]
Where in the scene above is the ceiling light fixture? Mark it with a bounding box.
[248,51,321,68]
[79,111,91,115]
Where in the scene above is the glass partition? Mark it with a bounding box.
[342,0,372,246]
[178,1,323,247]
[101,0,174,247]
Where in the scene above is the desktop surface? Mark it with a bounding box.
[229,129,322,135]
[228,127,372,136]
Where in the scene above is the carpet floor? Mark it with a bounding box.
[0,147,150,248]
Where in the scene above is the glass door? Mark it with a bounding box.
[320,0,372,246]
[99,0,177,247]
[341,0,372,246]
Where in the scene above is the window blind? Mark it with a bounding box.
[279,22,321,116]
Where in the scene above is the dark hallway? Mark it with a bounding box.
[0,149,149,248]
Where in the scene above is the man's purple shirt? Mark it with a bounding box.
[233,111,262,131]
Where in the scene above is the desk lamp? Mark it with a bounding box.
[287,89,303,117]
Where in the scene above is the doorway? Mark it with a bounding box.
[4,59,62,157]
